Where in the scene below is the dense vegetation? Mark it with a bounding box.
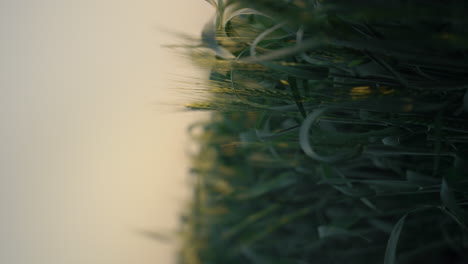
[179,1,468,263]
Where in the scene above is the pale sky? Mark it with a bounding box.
[0,1,212,263]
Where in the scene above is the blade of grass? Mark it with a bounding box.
[384,214,407,264]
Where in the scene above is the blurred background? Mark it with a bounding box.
[0,0,212,263]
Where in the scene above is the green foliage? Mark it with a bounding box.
[179,1,468,264]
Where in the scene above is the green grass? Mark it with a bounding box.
[177,1,468,263]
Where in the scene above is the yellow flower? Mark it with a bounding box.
[350,86,372,96]
[379,86,395,95]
